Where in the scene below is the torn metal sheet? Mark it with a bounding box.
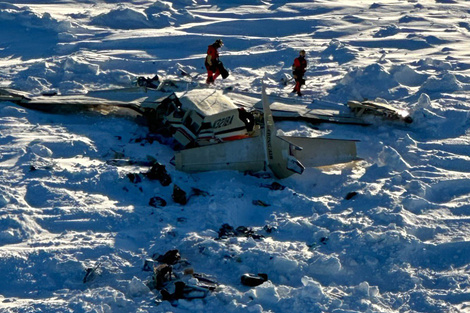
[348,100,413,123]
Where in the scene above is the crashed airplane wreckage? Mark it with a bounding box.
[0,82,360,179]
[171,87,359,178]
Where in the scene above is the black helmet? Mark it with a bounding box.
[215,39,224,47]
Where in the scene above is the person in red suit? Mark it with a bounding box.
[292,49,307,96]
[205,39,224,84]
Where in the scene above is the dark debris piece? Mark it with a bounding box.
[83,262,102,283]
[345,191,358,200]
[127,173,142,184]
[244,171,272,179]
[263,225,276,234]
[177,217,187,223]
[190,187,210,197]
[217,223,264,240]
[192,273,219,290]
[252,200,270,207]
[29,164,54,172]
[260,182,286,190]
[151,249,215,306]
[241,273,268,287]
[155,249,181,265]
[136,75,160,89]
[160,281,209,305]
[172,184,187,205]
[236,226,264,240]
[145,163,172,186]
[153,263,174,289]
[149,196,167,208]
[218,224,237,239]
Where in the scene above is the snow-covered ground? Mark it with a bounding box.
[1,1,470,312]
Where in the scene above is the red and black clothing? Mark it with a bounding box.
[205,44,220,83]
[293,56,307,95]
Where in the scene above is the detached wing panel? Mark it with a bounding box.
[174,136,266,173]
[280,136,358,168]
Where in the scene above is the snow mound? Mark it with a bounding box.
[145,2,198,27]
[24,181,88,208]
[12,76,53,95]
[29,143,53,158]
[390,64,427,87]
[414,57,453,71]
[420,73,464,93]
[331,63,408,101]
[13,56,132,94]
[126,276,151,298]
[91,3,199,29]
[411,93,432,114]
[300,276,324,300]
[91,6,151,29]
[307,254,342,275]
[320,40,356,64]
[0,4,71,32]
[0,216,24,244]
[373,24,399,38]
[377,146,411,172]
[0,194,7,208]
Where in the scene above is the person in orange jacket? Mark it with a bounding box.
[292,49,307,96]
[205,39,224,84]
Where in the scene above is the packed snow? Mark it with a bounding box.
[1,1,470,312]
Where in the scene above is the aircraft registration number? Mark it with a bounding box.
[213,115,234,129]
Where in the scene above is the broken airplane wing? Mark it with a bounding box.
[0,88,143,115]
